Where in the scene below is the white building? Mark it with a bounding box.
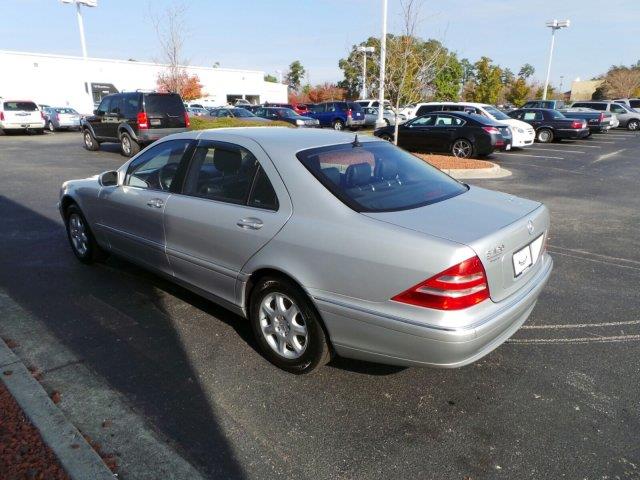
[0,50,288,113]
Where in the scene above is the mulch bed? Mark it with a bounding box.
[0,379,70,480]
[413,153,494,170]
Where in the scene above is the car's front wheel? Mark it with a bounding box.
[64,204,108,264]
[120,132,140,157]
[83,129,100,151]
[452,138,474,158]
[627,119,639,131]
[536,128,554,143]
[249,276,331,374]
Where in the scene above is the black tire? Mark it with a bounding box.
[249,276,331,374]
[120,132,140,157]
[64,204,108,264]
[34,128,45,135]
[332,119,345,131]
[451,138,474,158]
[83,129,100,151]
[536,128,554,143]
[627,119,639,131]
[379,133,394,142]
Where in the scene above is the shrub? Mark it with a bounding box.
[189,117,293,130]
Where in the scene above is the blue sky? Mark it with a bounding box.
[2,0,639,89]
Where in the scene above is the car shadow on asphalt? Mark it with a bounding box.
[0,195,247,479]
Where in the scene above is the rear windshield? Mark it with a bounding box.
[630,100,640,108]
[55,108,78,114]
[297,141,467,212]
[144,94,185,116]
[548,110,565,119]
[4,101,38,111]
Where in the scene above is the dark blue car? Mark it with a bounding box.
[305,101,365,130]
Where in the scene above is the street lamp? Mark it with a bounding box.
[356,45,375,100]
[376,0,388,129]
[542,19,570,100]
[60,0,97,112]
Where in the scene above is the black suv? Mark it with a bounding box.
[82,92,189,157]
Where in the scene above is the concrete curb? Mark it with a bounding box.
[0,339,114,480]
[442,162,512,180]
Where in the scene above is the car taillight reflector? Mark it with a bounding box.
[346,108,352,118]
[598,112,605,122]
[482,126,500,135]
[571,120,583,129]
[137,112,149,129]
[0,112,4,121]
[392,256,490,310]
[184,111,190,128]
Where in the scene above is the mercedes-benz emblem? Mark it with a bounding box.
[527,220,535,235]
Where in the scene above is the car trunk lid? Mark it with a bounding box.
[363,186,549,302]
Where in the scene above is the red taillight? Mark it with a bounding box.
[0,112,4,121]
[598,112,604,122]
[482,126,500,135]
[392,256,490,310]
[184,111,190,128]
[346,108,352,118]
[137,112,148,129]
[571,120,582,129]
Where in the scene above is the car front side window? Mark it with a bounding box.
[125,139,192,191]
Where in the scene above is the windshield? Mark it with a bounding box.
[548,110,565,119]
[297,141,467,212]
[483,106,510,120]
[232,108,256,118]
[144,94,185,116]
[4,101,38,111]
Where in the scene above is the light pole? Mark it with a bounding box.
[60,0,97,112]
[542,19,570,100]
[375,0,388,129]
[356,46,375,100]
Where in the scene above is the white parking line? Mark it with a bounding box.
[594,149,627,163]
[563,144,601,148]
[583,140,616,144]
[496,152,564,160]
[525,147,584,154]
[522,319,640,330]
[507,334,640,344]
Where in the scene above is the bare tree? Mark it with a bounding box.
[603,68,640,98]
[150,2,188,93]
[384,0,445,144]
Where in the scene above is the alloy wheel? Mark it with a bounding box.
[538,130,552,142]
[259,293,308,359]
[122,135,131,155]
[629,120,639,131]
[84,132,93,148]
[452,139,472,158]
[68,213,89,257]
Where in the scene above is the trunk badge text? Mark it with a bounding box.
[486,244,505,262]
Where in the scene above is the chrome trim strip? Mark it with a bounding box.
[314,255,553,333]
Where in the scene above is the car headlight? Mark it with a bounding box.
[517,127,524,133]
[296,119,304,126]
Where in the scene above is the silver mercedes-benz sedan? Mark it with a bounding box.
[59,128,552,373]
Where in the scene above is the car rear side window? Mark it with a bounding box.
[3,101,38,111]
[144,94,185,116]
[182,144,259,205]
[297,141,467,212]
[248,167,279,210]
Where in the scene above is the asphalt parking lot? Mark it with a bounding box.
[1,130,639,479]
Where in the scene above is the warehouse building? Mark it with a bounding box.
[0,50,288,114]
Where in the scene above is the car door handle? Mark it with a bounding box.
[236,217,263,230]
[146,198,164,208]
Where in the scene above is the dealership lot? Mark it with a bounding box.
[1,131,639,479]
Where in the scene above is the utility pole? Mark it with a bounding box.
[542,19,570,100]
[357,46,375,99]
[375,0,388,128]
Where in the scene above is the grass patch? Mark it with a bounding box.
[190,117,292,130]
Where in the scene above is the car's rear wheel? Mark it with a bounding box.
[627,119,639,131]
[452,139,474,158]
[249,276,331,374]
[332,119,344,131]
[64,204,108,264]
[536,128,554,143]
[83,129,100,151]
[120,132,140,157]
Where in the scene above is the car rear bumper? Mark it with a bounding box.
[346,119,365,127]
[1,121,45,129]
[556,128,589,139]
[136,127,189,142]
[314,253,553,368]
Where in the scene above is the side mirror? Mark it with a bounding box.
[99,170,118,187]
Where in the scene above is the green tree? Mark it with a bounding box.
[264,74,278,83]
[460,58,475,83]
[338,37,381,99]
[432,51,463,101]
[518,63,535,79]
[535,85,555,99]
[505,77,531,106]
[285,60,306,91]
[472,57,503,104]
[501,68,515,86]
